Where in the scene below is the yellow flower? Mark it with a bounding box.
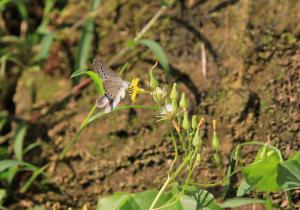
[128,78,144,102]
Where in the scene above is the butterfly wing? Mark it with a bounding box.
[92,58,119,80]
[103,79,124,99]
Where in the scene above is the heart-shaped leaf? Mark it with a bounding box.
[277,152,300,190]
[241,148,280,192]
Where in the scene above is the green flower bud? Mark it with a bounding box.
[191,115,198,129]
[212,131,220,151]
[170,83,178,100]
[179,93,188,109]
[171,99,178,113]
[192,128,202,148]
[258,144,268,160]
[182,111,190,131]
[149,69,158,89]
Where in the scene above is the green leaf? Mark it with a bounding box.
[236,179,252,197]
[0,111,8,131]
[38,32,55,64]
[20,164,48,193]
[0,159,37,172]
[178,186,220,210]
[0,189,7,205]
[139,39,170,75]
[0,165,18,187]
[13,123,28,161]
[97,192,129,210]
[241,148,280,192]
[71,70,104,96]
[97,186,220,210]
[97,190,172,210]
[277,152,300,190]
[220,198,266,208]
[0,160,20,172]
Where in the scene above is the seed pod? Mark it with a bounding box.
[192,115,198,129]
[182,111,190,131]
[170,83,178,100]
[192,128,202,147]
[212,131,220,151]
[171,99,178,113]
[179,93,188,109]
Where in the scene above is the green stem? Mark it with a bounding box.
[149,175,172,210]
[168,126,178,174]
[180,150,197,193]
[149,153,191,210]
[153,150,199,210]
[59,104,97,159]
[177,131,187,156]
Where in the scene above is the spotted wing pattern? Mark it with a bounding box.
[92,58,120,80]
[103,79,124,99]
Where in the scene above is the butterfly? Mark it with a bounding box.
[92,58,130,113]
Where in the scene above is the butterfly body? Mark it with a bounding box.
[92,59,129,113]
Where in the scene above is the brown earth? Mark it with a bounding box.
[1,0,299,209]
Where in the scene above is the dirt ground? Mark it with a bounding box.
[1,0,299,209]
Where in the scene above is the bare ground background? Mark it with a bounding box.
[1,0,299,209]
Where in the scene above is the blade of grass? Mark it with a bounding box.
[20,164,48,194]
[13,123,28,161]
[38,32,55,64]
[60,104,97,159]
[73,0,102,84]
[139,39,170,75]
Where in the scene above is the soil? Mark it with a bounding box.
[1,0,299,209]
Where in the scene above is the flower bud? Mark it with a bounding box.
[171,99,178,113]
[192,128,202,147]
[179,93,188,109]
[212,131,220,151]
[191,115,198,129]
[182,111,190,131]
[170,83,178,100]
[258,144,268,160]
[149,68,158,89]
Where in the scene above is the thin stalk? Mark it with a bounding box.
[149,175,172,210]
[168,126,178,174]
[181,150,197,193]
[59,104,97,159]
[149,153,192,210]
[154,150,199,210]
[176,129,187,156]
